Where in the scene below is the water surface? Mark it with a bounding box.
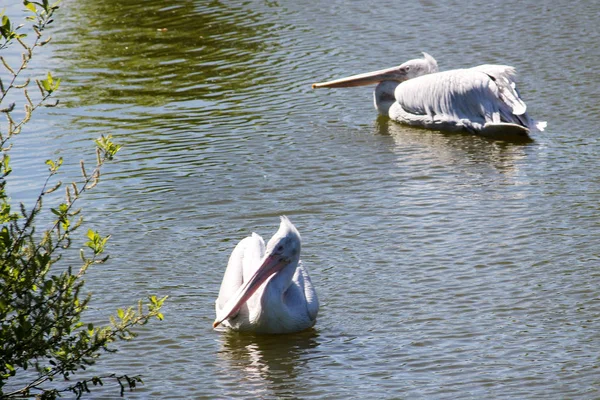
[3,0,599,398]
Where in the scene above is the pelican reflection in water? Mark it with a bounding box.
[214,217,319,334]
[313,53,546,137]
[216,330,320,394]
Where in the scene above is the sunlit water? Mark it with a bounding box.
[3,0,599,398]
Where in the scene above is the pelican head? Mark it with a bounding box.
[213,216,301,328]
[312,52,438,89]
[264,216,301,261]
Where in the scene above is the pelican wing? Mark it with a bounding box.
[215,233,265,314]
[472,64,526,115]
[289,261,319,322]
[472,65,546,131]
[392,68,541,132]
[392,69,488,131]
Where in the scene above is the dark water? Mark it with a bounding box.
[3,0,600,398]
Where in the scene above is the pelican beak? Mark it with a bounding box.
[213,253,289,329]
[312,65,406,89]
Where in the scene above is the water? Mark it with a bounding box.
[2,0,599,398]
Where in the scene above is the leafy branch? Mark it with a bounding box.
[0,2,167,399]
[0,0,60,106]
[3,296,167,399]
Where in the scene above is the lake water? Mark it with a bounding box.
[3,0,600,398]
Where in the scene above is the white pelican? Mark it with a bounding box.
[312,53,546,137]
[214,216,319,334]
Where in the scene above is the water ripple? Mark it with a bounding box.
[3,0,599,398]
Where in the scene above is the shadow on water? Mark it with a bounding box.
[216,329,320,397]
[372,116,536,175]
[373,115,534,144]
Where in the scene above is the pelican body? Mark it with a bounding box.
[313,53,546,136]
[214,217,319,334]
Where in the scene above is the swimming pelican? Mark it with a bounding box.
[214,216,319,334]
[312,53,546,136]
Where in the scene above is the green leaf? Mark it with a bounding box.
[95,134,122,160]
[2,154,12,176]
[86,229,95,240]
[41,79,51,92]
[24,1,38,13]
[117,308,124,319]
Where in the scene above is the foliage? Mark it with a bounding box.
[0,2,167,398]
